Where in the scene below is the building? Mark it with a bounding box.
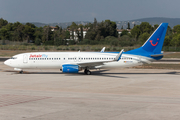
[50,26,58,31]
[117,29,131,37]
[69,28,89,40]
[69,28,131,40]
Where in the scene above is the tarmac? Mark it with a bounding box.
[1,62,180,120]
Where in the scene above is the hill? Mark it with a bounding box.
[31,17,180,29]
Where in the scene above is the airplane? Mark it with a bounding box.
[4,23,168,75]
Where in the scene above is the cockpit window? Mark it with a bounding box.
[10,57,17,59]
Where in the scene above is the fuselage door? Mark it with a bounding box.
[23,54,28,63]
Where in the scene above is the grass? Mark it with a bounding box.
[134,64,180,70]
[163,52,180,58]
[0,45,180,58]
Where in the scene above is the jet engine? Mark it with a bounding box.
[62,64,79,73]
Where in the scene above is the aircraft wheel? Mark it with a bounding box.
[19,71,23,74]
[86,70,91,75]
[84,69,87,74]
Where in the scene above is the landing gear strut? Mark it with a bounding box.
[84,69,91,75]
[19,70,23,74]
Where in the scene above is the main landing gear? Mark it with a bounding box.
[19,70,23,74]
[84,69,91,75]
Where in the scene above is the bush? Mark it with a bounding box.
[34,38,41,46]
[44,46,49,50]
[44,40,54,46]
[78,39,99,45]
[31,46,35,50]
[71,47,75,51]
[56,47,62,50]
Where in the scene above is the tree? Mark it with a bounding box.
[34,27,43,39]
[93,18,97,29]
[173,25,180,34]
[166,26,172,36]
[120,30,129,37]
[104,20,118,37]
[139,32,150,44]
[0,27,9,40]
[23,23,35,42]
[85,29,97,40]
[79,24,83,41]
[171,34,180,49]
[139,22,153,34]
[130,25,141,41]
[121,25,123,30]
[69,22,78,40]
[127,22,130,29]
[164,36,171,46]
[85,19,118,40]
[34,38,41,45]
[42,26,52,43]
[0,18,8,28]
[13,23,24,42]
[54,37,64,46]
[153,24,159,30]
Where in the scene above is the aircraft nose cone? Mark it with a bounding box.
[4,59,10,66]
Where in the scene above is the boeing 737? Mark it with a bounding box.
[4,23,168,75]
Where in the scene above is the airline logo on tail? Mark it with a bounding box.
[150,38,159,46]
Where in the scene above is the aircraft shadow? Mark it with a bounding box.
[3,70,180,78]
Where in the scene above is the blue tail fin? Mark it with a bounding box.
[141,23,168,54]
[125,23,168,56]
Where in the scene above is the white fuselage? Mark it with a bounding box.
[4,52,154,70]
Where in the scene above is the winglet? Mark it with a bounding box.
[114,49,124,61]
[100,47,106,52]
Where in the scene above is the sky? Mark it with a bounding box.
[0,0,180,23]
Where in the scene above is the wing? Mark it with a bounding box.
[64,49,124,69]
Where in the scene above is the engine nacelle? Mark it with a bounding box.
[62,64,79,73]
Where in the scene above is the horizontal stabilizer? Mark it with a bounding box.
[151,52,176,57]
